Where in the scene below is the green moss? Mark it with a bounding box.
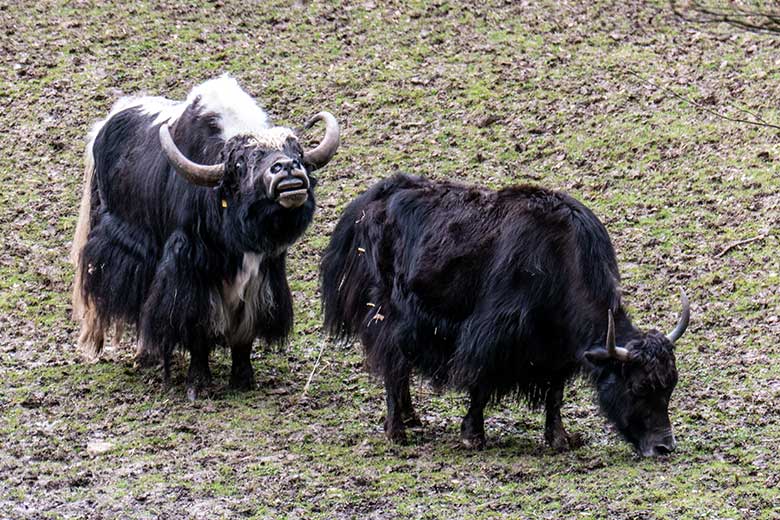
[1,0,778,517]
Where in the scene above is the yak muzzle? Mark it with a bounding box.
[274,177,309,209]
[263,159,311,209]
[640,431,677,458]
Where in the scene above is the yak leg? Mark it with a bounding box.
[544,380,581,451]
[383,376,409,444]
[384,377,407,443]
[77,304,104,360]
[134,337,158,369]
[140,230,214,398]
[399,371,422,428]
[162,352,172,388]
[461,385,490,450]
[185,340,212,402]
[230,342,255,391]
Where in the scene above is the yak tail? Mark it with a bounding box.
[70,135,94,313]
[320,177,401,341]
[320,209,367,341]
[70,129,105,358]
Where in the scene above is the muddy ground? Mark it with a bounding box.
[0,0,778,518]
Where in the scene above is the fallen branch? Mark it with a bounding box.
[671,1,780,35]
[301,339,328,397]
[715,233,769,258]
[624,68,780,131]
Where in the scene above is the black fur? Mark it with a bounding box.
[321,174,681,455]
[79,99,317,395]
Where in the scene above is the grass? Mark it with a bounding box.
[1,0,779,518]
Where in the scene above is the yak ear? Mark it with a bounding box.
[218,147,244,192]
[584,346,635,366]
[584,347,613,365]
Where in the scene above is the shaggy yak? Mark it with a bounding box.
[71,75,340,400]
[321,174,690,457]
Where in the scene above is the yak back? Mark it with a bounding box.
[92,101,225,250]
[321,174,621,404]
[85,101,245,328]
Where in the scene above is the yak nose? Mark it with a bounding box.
[653,443,673,456]
[266,161,310,195]
[651,435,676,457]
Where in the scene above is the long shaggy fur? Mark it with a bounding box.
[322,174,682,453]
[70,135,95,320]
[321,174,624,407]
[71,76,315,379]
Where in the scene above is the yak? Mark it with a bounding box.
[71,75,340,400]
[321,174,690,457]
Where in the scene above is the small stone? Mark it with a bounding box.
[475,114,501,128]
[87,441,114,456]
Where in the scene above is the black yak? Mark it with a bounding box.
[71,75,340,399]
[321,174,689,457]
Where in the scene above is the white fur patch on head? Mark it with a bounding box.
[187,74,272,139]
[246,126,297,151]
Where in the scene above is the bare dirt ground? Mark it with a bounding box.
[1,0,778,518]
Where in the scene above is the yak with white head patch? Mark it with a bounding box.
[71,75,340,399]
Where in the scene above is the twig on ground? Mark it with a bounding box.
[475,497,503,511]
[301,339,328,397]
[715,233,769,258]
[623,68,780,131]
[671,1,780,35]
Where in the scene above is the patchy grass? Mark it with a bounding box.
[1,0,779,518]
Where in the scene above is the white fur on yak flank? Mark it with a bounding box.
[71,74,292,354]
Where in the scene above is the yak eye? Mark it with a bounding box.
[271,163,283,174]
[292,159,301,169]
[235,161,242,170]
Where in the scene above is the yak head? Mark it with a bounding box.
[584,291,690,457]
[157,112,339,250]
[158,112,339,208]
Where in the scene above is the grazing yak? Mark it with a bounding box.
[71,75,339,399]
[321,174,690,457]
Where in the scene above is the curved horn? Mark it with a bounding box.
[666,289,690,343]
[606,309,631,362]
[159,124,225,187]
[302,111,340,169]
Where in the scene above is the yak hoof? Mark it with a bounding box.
[546,430,584,452]
[134,350,158,369]
[186,386,198,402]
[403,414,423,429]
[229,368,256,391]
[460,419,486,450]
[385,428,407,445]
[384,418,407,445]
[229,374,255,391]
[461,433,486,450]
